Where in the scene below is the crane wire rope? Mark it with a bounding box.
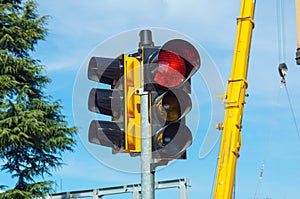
[254,82,300,198]
[276,0,300,143]
[254,0,287,197]
[253,85,283,199]
[283,83,300,140]
[254,0,300,197]
[277,0,287,63]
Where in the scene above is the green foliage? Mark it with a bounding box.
[0,181,54,199]
[0,0,48,57]
[0,0,77,197]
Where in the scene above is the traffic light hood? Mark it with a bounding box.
[144,39,200,89]
[88,57,122,87]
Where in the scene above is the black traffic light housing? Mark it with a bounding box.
[88,56,125,152]
[87,32,200,161]
[141,39,201,160]
[88,54,142,153]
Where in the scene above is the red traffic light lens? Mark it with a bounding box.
[151,39,200,88]
[154,50,186,88]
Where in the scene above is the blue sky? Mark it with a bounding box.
[2,0,300,198]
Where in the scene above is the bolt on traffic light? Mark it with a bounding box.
[88,54,142,153]
[142,39,201,159]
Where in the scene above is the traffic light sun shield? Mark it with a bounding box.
[88,57,122,86]
[145,39,200,89]
[89,120,124,150]
[88,88,123,118]
[152,123,192,159]
[153,89,192,124]
[161,39,201,71]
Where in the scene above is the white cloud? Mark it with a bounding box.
[45,59,77,71]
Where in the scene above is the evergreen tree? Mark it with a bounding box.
[0,0,77,197]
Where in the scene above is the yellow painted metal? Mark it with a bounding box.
[213,0,255,198]
[124,55,142,152]
[296,0,300,49]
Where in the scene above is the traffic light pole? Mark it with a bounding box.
[139,30,155,199]
[140,89,155,199]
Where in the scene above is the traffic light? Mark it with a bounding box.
[142,39,201,159]
[88,54,142,153]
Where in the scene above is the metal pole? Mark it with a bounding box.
[139,29,155,199]
[179,179,191,199]
[140,91,154,199]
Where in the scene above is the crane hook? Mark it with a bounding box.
[278,62,288,83]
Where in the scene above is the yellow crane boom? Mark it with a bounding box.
[213,0,256,198]
[296,0,300,64]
